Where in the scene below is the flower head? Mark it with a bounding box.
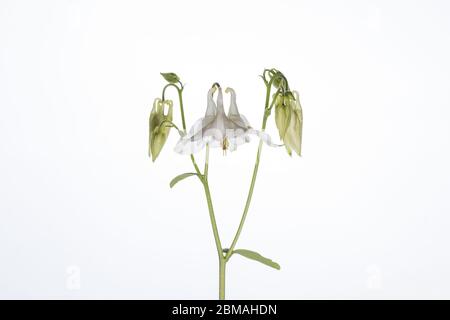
[149,98,173,161]
[274,91,303,156]
[175,84,274,155]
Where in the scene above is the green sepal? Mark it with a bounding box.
[274,91,303,156]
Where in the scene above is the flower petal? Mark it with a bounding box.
[216,87,225,114]
[205,87,217,117]
[225,87,251,129]
[247,129,281,147]
[225,88,239,117]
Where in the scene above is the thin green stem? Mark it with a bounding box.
[159,120,183,136]
[202,180,223,260]
[225,140,264,261]
[204,144,210,179]
[202,178,225,300]
[176,88,187,130]
[190,155,202,176]
[202,142,225,299]
[202,143,222,258]
[168,83,201,175]
[219,259,226,300]
[225,81,273,261]
[172,85,224,299]
[162,83,187,130]
[162,83,178,100]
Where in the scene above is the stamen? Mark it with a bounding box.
[222,137,229,156]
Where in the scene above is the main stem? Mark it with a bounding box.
[219,259,226,300]
[174,86,225,299]
[203,143,226,299]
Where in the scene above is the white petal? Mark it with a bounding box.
[174,136,206,154]
[174,117,208,155]
[247,129,281,147]
[203,127,226,142]
[205,137,223,149]
[205,87,217,117]
[226,134,251,152]
[216,87,226,115]
[225,87,251,129]
[225,88,239,117]
[238,114,251,127]
[204,109,227,138]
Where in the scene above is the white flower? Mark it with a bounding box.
[175,84,274,155]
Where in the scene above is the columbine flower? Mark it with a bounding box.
[175,84,273,155]
[274,91,303,156]
[149,98,173,161]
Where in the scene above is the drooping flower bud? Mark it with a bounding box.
[274,91,303,156]
[149,98,173,161]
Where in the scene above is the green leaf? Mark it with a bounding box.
[169,172,199,188]
[232,249,280,270]
[160,72,180,84]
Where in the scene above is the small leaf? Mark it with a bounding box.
[160,72,180,84]
[232,249,280,270]
[169,172,199,188]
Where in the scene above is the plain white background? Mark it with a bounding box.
[1,0,450,299]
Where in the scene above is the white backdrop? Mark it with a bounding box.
[1,0,450,299]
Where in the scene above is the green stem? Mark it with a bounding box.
[159,120,183,136]
[219,259,226,300]
[204,144,210,178]
[176,87,187,130]
[202,143,222,258]
[190,155,201,176]
[174,87,224,299]
[162,83,187,130]
[202,180,223,259]
[225,141,264,261]
[225,81,273,261]
[202,176,225,300]
[167,83,201,175]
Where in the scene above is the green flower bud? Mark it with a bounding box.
[274,91,303,156]
[160,72,180,84]
[149,98,173,161]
